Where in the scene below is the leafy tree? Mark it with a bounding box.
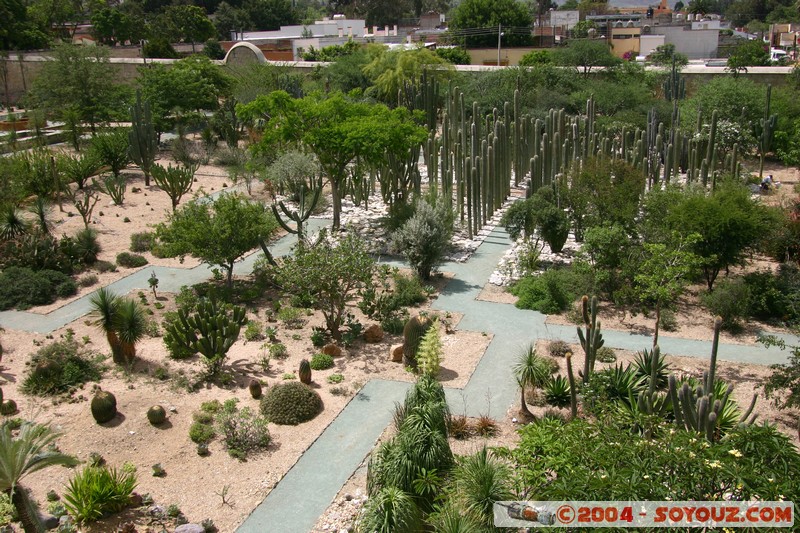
[449,0,533,47]
[570,20,597,39]
[519,49,553,66]
[762,338,800,410]
[161,5,215,53]
[667,181,767,290]
[89,129,130,178]
[302,39,361,61]
[138,56,233,136]
[726,39,770,74]
[91,7,144,46]
[435,46,471,65]
[0,0,50,51]
[580,223,637,300]
[275,232,375,340]
[156,194,277,288]
[0,423,78,533]
[203,38,225,59]
[238,91,426,229]
[633,234,701,347]
[687,0,714,14]
[27,43,130,133]
[647,43,689,67]
[681,76,765,133]
[142,38,179,59]
[554,39,621,77]
[362,45,452,102]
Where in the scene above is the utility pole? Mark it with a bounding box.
[497,24,502,66]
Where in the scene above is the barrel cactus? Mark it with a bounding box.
[1,398,17,416]
[249,379,263,399]
[90,390,117,423]
[260,382,322,425]
[402,314,433,369]
[147,405,167,425]
[299,359,312,385]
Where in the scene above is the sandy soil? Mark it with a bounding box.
[0,278,489,532]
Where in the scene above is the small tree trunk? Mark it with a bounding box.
[519,386,533,418]
[330,179,341,230]
[107,331,125,365]
[11,486,45,533]
[226,263,234,289]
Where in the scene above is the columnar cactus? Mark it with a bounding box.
[403,314,433,370]
[249,379,263,399]
[577,295,604,384]
[271,176,322,242]
[759,85,777,179]
[128,90,158,186]
[668,317,757,442]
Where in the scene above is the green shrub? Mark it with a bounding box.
[269,343,288,359]
[391,199,453,281]
[260,382,322,425]
[743,270,790,322]
[701,278,751,331]
[130,232,156,253]
[94,260,116,273]
[277,306,305,329]
[62,465,137,523]
[189,420,216,444]
[244,320,264,341]
[327,373,344,384]
[116,252,148,268]
[0,267,79,310]
[215,400,271,459]
[21,339,103,395]
[310,353,334,370]
[595,346,617,363]
[511,268,576,314]
[78,274,99,287]
[659,308,678,332]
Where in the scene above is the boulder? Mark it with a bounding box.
[363,324,384,343]
[323,343,342,357]
[390,344,403,363]
[175,524,205,533]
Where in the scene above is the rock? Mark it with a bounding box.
[41,514,59,530]
[175,524,205,533]
[363,324,384,343]
[390,344,403,363]
[58,515,73,529]
[323,343,342,357]
[345,494,353,501]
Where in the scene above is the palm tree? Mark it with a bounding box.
[113,298,146,362]
[89,287,122,363]
[513,344,554,419]
[452,447,514,526]
[0,423,78,533]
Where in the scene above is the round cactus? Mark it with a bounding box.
[260,382,322,425]
[147,405,167,425]
[298,359,312,385]
[0,386,3,403]
[1,399,17,416]
[249,379,263,399]
[403,314,433,369]
[90,390,117,424]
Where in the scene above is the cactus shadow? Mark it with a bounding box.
[100,412,126,428]
[153,420,174,430]
[438,367,459,383]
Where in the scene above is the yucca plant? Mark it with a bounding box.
[356,486,420,533]
[452,447,514,526]
[28,197,52,235]
[73,228,101,265]
[0,423,78,533]
[544,375,571,408]
[90,287,122,363]
[113,299,147,363]
[0,205,28,241]
[513,344,554,418]
[62,465,137,523]
[428,502,483,533]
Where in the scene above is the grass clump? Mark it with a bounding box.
[63,465,137,523]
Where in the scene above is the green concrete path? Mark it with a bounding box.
[237,225,798,533]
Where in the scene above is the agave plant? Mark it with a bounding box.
[633,348,671,390]
[0,423,78,533]
[544,375,572,408]
[603,364,647,405]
